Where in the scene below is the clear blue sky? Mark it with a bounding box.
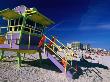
[0,0,110,49]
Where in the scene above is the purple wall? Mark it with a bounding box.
[7,32,20,40]
[0,32,41,50]
[19,33,41,50]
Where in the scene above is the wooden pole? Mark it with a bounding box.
[23,53,25,60]
[39,49,42,64]
[0,50,4,60]
[17,52,21,67]
[28,28,31,49]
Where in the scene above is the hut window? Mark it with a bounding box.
[14,27,18,31]
[24,28,30,32]
[31,29,34,33]
[9,27,12,31]
[15,19,19,25]
[26,19,34,26]
[11,20,14,26]
[37,32,41,34]
[35,30,41,34]
[19,17,23,25]
[18,27,21,31]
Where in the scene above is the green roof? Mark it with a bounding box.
[0,6,54,27]
[27,11,54,26]
[0,9,21,19]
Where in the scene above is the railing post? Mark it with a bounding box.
[52,44,54,51]
[44,44,46,54]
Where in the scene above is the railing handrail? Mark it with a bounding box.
[44,35,76,58]
[45,44,70,65]
[45,43,77,71]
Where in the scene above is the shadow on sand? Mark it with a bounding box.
[22,58,108,79]
[71,58,108,69]
[22,59,61,73]
[68,58,109,79]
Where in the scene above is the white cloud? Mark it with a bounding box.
[98,24,110,29]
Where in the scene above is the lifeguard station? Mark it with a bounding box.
[0,5,54,50]
[0,5,78,79]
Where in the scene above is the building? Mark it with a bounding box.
[71,42,83,50]
[67,43,71,48]
[67,42,91,50]
[83,44,91,50]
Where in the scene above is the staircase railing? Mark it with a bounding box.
[44,43,77,71]
[44,35,77,61]
[44,44,71,66]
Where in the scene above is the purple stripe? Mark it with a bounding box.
[12,44,19,49]
[19,45,38,50]
[7,33,20,40]
[0,44,10,48]
[66,71,73,79]
[47,52,65,72]
[45,52,73,79]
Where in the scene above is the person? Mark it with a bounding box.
[61,57,67,72]
[80,54,85,61]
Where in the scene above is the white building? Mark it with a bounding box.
[83,44,91,50]
[67,43,71,48]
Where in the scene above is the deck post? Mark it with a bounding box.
[0,50,4,60]
[17,52,21,67]
[39,49,42,64]
[23,53,25,60]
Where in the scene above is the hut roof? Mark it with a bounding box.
[27,10,54,26]
[0,9,21,20]
[0,6,54,27]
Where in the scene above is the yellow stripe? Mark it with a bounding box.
[45,44,70,65]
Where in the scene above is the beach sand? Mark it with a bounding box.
[0,51,110,82]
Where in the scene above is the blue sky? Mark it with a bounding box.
[0,0,110,49]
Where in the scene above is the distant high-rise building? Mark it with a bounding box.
[67,42,91,50]
[83,44,91,50]
[71,42,83,50]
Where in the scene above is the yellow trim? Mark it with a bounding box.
[0,48,37,54]
[45,44,77,71]
[44,35,77,66]
[45,44,70,65]
[8,25,22,27]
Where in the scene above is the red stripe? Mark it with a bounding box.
[38,35,46,48]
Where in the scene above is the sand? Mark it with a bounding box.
[0,51,110,82]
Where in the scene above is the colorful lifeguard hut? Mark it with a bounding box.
[0,6,77,79]
[0,5,54,50]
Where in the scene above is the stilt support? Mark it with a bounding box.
[39,49,42,64]
[23,53,25,60]
[0,50,4,60]
[17,52,21,67]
